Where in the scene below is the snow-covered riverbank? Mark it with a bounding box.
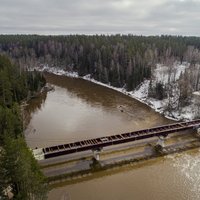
[30,64,198,121]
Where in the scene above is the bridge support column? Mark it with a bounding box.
[156,136,165,148]
[194,127,200,139]
[196,128,200,136]
[154,136,166,153]
[92,148,102,161]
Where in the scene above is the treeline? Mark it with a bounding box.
[0,55,47,199]
[1,34,200,90]
[0,55,46,108]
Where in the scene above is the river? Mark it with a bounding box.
[25,73,200,200]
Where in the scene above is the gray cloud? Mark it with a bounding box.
[0,0,200,35]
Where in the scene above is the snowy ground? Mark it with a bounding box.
[154,62,189,84]
[132,62,198,121]
[30,63,198,121]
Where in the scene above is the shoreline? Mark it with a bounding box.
[31,66,179,122]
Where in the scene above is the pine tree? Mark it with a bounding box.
[0,137,48,200]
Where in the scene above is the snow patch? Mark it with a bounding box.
[193,91,200,96]
[155,62,188,84]
[133,62,198,121]
[132,80,150,100]
[29,65,79,78]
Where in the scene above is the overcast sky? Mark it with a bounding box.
[0,0,200,36]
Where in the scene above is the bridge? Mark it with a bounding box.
[33,119,200,160]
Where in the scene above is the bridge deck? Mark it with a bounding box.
[39,119,200,159]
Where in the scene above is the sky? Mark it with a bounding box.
[0,0,200,36]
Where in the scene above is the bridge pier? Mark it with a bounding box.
[92,148,102,161]
[195,127,200,137]
[156,136,165,148]
[154,135,166,153]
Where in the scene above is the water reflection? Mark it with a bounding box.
[24,92,47,136]
[44,72,155,113]
[25,73,171,148]
[44,72,171,126]
[26,92,47,117]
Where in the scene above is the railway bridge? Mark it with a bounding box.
[33,119,200,161]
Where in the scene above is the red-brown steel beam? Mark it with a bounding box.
[43,119,200,159]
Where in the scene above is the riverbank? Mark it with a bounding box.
[30,64,197,122]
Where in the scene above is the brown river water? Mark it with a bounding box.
[25,73,200,200]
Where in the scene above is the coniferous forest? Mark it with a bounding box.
[1,34,200,91]
[0,55,47,199]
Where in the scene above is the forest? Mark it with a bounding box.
[0,35,200,91]
[0,34,200,116]
[0,55,47,199]
[0,35,200,105]
[0,35,200,90]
